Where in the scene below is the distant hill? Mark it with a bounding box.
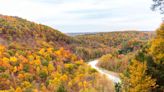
[0,14,78,49]
[74,31,155,60]
[67,31,154,36]
[67,32,98,36]
[76,31,155,47]
[0,14,155,60]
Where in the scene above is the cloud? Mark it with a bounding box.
[0,0,162,33]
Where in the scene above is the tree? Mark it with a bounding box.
[150,23,164,64]
[150,38,164,63]
[149,23,164,91]
[152,0,164,14]
[121,60,156,92]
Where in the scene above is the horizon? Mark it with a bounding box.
[0,0,163,33]
[66,30,155,34]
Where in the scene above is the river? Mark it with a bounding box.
[88,60,121,83]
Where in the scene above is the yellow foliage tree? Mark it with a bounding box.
[15,87,22,92]
[48,63,54,73]
[0,45,5,56]
[122,60,156,92]
[150,23,164,64]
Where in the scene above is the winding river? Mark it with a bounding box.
[88,60,121,83]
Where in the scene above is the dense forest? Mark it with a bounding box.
[0,15,116,92]
[74,31,154,60]
[0,44,117,92]
[0,13,163,92]
[0,15,80,48]
[0,14,154,61]
[97,23,164,91]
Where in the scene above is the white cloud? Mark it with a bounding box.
[0,0,162,33]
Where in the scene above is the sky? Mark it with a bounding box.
[0,0,163,33]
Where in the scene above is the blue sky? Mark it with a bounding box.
[0,0,163,33]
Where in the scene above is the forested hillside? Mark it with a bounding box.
[0,44,116,92]
[0,14,161,92]
[0,15,79,49]
[96,23,164,91]
[0,0,163,91]
[0,15,155,61]
[0,14,116,92]
[75,31,154,60]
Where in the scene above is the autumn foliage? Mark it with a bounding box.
[0,45,110,92]
[121,60,156,92]
[0,14,162,92]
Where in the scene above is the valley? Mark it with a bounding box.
[88,60,121,83]
[0,14,163,92]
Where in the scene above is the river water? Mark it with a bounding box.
[88,60,121,83]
